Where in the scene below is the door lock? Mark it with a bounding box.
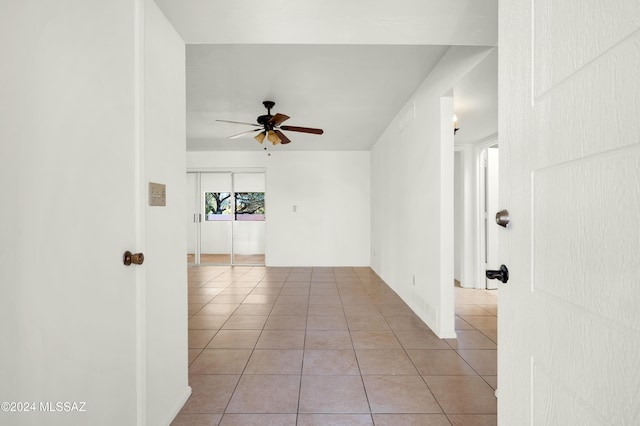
[123,251,144,266]
[486,265,509,283]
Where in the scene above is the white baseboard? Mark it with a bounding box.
[165,386,192,426]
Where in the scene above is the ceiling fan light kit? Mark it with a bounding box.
[217,100,324,146]
[266,130,281,145]
[254,131,266,144]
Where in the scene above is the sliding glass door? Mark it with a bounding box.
[187,171,265,266]
[186,172,199,264]
[201,173,233,264]
[232,173,266,265]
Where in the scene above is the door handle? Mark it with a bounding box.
[486,265,509,283]
[495,209,510,227]
[123,251,144,266]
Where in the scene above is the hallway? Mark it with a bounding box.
[173,266,497,425]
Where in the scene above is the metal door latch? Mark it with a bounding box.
[486,265,509,283]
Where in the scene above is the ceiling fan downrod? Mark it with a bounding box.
[263,100,275,116]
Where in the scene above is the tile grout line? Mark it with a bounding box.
[216,269,252,420]
[294,267,311,424]
[347,271,376,419]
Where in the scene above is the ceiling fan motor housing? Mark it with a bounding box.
[258,101,276,128]
[257,115,272,127]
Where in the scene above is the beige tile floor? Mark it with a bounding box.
[173,267,498,426]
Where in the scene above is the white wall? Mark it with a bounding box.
[485,146,499,290]
[453,151,463,281]
[458,144,480,289]
[143,0,190,424]
[186,172,198,254]
[187,151,371,267]
[370,46,494,338]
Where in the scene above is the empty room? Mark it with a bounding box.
[3,1,638,426]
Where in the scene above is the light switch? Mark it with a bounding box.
[149,182,166,206]
[292,205,297,212]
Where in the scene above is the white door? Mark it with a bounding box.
[191,172,267,265]
[0,2,188,425]
[0,2,141,425]
[200,172,234,264]
[232,172,266,265]
[499,1,640,424]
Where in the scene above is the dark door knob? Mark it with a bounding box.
[123,251,144,266]
[486,265,509,283]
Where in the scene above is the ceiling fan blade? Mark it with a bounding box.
[268,113,290,126]
[216,119,261,127]
[228,128,262,139]
[274,130,291,144]
[280,125,324,135]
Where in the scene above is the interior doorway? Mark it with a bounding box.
[482,145,499,290]
[187,171,266,266]
[453,138,499,290]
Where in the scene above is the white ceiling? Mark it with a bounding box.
[453,49,498,144]
[154,0,498,46]
[187,44,449,151]
[154,0,498,151]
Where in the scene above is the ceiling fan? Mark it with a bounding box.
[216,101,324,145]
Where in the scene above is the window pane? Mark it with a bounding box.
[204,192,232,221]
[234,192,265,221]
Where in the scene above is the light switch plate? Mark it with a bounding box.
[149,182,166,206]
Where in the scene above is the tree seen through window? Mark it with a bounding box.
[234,192,265,220]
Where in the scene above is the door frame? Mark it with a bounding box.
[480,143,500,290]
[454,134,498,289]
[134,0,147,422]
